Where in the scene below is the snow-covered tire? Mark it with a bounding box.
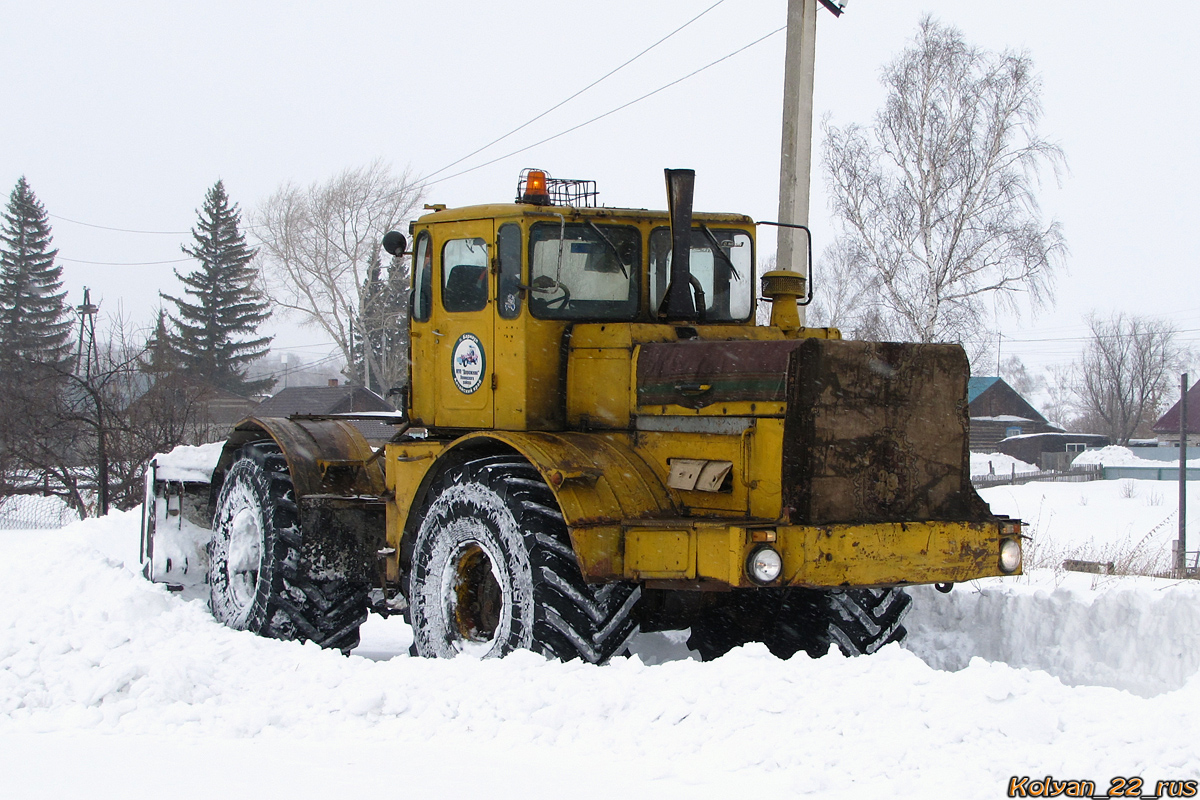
[208,441,367,652]
[818,588,911,656]
[407,454,640,663]
[687,586,911,660]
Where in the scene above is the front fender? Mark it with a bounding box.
[446,431,675,579]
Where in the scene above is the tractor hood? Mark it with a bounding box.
[627,334,987,524]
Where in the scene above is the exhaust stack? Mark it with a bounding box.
[661,168,697,320]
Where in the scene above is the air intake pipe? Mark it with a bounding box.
[660,168,697,321]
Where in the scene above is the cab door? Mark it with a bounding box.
[432,219,495,429]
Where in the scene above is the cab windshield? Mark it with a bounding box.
[650,228,753,322]
[528,221,640,320]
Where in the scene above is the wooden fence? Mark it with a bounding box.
[971,463,1103,489]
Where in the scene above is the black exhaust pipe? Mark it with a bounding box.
[661,168,696,320]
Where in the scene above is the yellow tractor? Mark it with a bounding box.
[197,168,1022,661]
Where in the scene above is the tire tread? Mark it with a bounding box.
[210,441,367,653]
[409,454,640,664]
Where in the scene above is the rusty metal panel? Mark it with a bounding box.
[455,430,675,527]
[217,417,385,499]
[566,343,633,429]
[625,528,695,580]
[782,339,992,525]
[618,517,1017,589]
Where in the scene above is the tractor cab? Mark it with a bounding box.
[394,169,759,434]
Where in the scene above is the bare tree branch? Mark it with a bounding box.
[253,161,425,392]
[1075,312,1190,444]
[821,17,1066,360]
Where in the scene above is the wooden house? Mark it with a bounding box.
[968,377,1061,453]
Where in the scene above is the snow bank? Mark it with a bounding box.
[1073,444,1200,468]
[970,451,1039,476]
[5,502,1200,795]
[151,441,224,483]
[1073,445,1154,467]
[907,572,1200,697]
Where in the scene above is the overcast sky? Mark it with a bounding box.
[4,0,1198,381]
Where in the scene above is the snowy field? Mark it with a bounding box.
[5,469,1200,798]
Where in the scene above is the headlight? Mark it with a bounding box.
[748,547,783,584]
[999,538,1022,574]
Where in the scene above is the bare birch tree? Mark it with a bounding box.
[821,16,1066,356]
[1076,312,1189,444]
[253,161,424,393]
[1040,362,1077,430]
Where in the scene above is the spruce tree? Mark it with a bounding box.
[141,309,181,376]
[161,181,273,397]
[0,177,72,368]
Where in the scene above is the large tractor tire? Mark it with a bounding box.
[687,586,911,661]
[407,454,641,663]
[208,441,367,652]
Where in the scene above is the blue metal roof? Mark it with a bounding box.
[968,377,1000,404]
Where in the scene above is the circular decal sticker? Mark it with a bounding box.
[451,333,486,394]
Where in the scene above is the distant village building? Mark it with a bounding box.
[252,381,396,417]
[1151,378,1200,448]
[130,376,260,446]
[967,377,1061,453]
[996,432,1111,471]
[202,387,261,432]
[253,381,400,442]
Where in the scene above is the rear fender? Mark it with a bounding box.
[214,416,386,500]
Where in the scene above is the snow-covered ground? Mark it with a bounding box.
[4,479,1200,798]
[970,451,1039,477]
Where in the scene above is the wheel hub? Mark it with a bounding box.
[449,542,503,643]
[226,505,263,609]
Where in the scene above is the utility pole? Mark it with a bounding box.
[776,0,843,325]
[75,287,100,382]
[1178,373,1189,576]
[74,288,108,516]
[363,321,371,392]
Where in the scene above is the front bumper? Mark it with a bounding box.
[614,518,1022,588]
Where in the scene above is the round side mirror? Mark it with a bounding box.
[382,231,408,257]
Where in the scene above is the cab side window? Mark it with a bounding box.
[442,237,489,313]
[412,231,433,322]
[497,224,522,319]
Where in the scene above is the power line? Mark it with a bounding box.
[48,213,264,236]
[49,7,729,237]
[59,256,192,266]
[419,0,726,184]
[427,23,786,187]
[964,326,1200,346]
[261,351,344,382]
[48,213,189,235]
[273,342,350,352]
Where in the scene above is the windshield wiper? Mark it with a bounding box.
[699,225,741,281]
[585,220,629,278]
